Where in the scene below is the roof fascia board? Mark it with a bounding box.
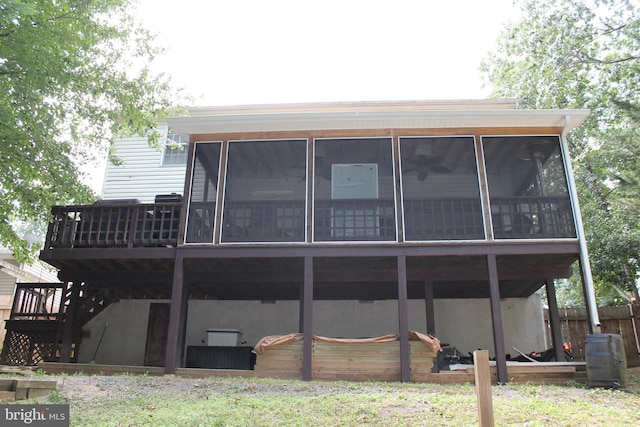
[167,109,590,136]
[186,98,521,115]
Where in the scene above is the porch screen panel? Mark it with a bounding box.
[400,137,484,241]
[314,138,396,241]
[483,135,576,239]
[221,139,307,243]
[185,142,221,243]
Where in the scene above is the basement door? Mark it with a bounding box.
[144,303,170,366]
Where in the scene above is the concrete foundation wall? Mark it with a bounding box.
[78,296,547,365]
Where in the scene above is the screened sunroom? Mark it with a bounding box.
[183,134,575,245]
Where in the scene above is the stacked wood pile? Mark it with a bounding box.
[253,333,439,382]
[0,378,57,401]
[254,340,303,379]
[439,362,587,385]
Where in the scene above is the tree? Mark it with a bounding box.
[0,0,179,261]
[481,0,640,305]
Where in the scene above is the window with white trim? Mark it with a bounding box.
[162,133,188,165]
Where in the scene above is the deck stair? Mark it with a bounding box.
[0,282,117,366]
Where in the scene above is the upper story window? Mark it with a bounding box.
[400,136,484,241]
[483,135,576,239]
[162,132,188,165]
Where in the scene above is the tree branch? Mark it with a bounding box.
[610,282,634,303]
[0,71,24,76]
[575,55,640,65]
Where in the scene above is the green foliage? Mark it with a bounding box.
[0,0,180,261]
[481,0,640,305]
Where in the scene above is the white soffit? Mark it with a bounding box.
[167,105,590,136]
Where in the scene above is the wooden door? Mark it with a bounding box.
[144,303,170,366]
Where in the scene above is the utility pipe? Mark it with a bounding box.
[560,114,601,333]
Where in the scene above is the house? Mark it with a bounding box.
[1,100,600,383]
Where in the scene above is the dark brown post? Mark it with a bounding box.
[302,256,314,381]
[424,281,436,335]
[545,278,565,362]
[164,254,186,374]
[298,282,304,333]
[397,255,410,382]
[60,280,81,363]
[486,254,508,383]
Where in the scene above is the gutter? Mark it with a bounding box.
[560,114,601,333]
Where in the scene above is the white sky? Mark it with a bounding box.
[134,0,521,106]
[87,1,521,193]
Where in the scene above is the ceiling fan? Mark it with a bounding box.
[402,155,451,182]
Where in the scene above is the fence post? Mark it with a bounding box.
[474,349,494,427]
[631,304,640,365]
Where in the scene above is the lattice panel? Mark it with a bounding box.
[0,330,60,366]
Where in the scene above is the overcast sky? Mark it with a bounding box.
[87,1,521,192]
[135,0,521,106]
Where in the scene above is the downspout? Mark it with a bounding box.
[560,114,601,333]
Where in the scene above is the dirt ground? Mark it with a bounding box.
[41,366,640,401]
[2,365,638,401]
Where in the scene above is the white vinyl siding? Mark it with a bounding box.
[102,136,187,203]
[0,252,59,295]
[0,272,16,296]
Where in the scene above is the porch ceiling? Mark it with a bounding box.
[44,247,578,301]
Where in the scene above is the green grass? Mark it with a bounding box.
[18,367,640,426]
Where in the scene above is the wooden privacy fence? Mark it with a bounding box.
[544,305,640,367]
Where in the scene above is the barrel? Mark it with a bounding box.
[585,333,627,388]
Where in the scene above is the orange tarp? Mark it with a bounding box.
[253,331,442,355]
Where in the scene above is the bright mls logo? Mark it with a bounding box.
[1,404,69,426]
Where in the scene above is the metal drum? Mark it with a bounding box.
[585,333,627,388]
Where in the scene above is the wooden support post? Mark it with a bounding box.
[545,278,565,362]
[60,281,81,363]
[424,281,436,336]
[486,254,508,384]
[302,256,314,381]
[177,275,189,369]
[298,281,304,333]
[397,255,410,382]
[474,350,495,427]
[164,254,185,374]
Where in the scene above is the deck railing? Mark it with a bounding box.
[403,198,485,241]
[44,197,575,248]
[491,197,575,239]
[46,203,182,249]
[314,199,396,241]
[11,283,65,321]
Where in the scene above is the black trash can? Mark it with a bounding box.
[585,333,627,388]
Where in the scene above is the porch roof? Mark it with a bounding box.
[166,100,590,137]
